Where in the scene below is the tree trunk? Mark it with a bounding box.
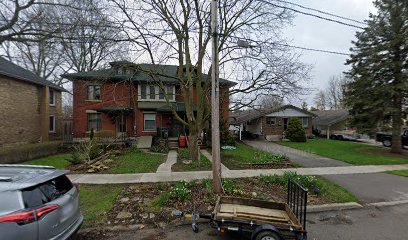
[188,128,200,161]
[391,110,402,154]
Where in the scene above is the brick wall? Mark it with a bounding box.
[0,76,62,146]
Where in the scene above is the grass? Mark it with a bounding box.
[386,170,408,177]
[79,185,121,228]
[258,172,358,203]
[172,153,212,171]
[221,143,288,169]
[278,139,408,165]
[106,149,166,174]
[24,154,72,169]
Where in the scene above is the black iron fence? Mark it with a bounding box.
[287,177,308,231]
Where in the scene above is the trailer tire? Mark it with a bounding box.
[254,231,281,240]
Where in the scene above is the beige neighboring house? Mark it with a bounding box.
[229,105,315,141]
[0,57,66,146]
[312,109,353,139]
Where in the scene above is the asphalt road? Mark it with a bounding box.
[96,204,408,240]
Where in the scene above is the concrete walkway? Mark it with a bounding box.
[245,140,408,203]
[156,150,177,173]
[200,149,230,172]
[68,163,408,184]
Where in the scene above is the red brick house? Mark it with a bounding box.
[0,57,65,146]
[229,105,315,141]
[62,61,235,138]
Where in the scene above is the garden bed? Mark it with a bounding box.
[77,172,357,232]
[221,143,297,169]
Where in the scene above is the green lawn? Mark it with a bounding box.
[221,143,288,169]
[105,150,166,174]
[79,185,121,228]
[24,154,72,169]
[172,154,212,171]
[386,170,408,177]
[279,139,408,165]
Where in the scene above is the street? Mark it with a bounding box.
[92,204,408,240]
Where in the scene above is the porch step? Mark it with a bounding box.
[168,141,179,150]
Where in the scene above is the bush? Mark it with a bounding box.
[69,151,82,164]
[178,148,190,160]
[285,118,307,142]
[222,134,237,146]
[0,141,63,164]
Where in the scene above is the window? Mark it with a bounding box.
[88,113,101,131]
[49,115,55,132]
[22,175,73,208]
[49,90,55,106]
[87,85,101,100]
[159,88,165,99]
[167,85,174,100]
[266,117,276,125]
[149,85,155,99]
[144,113,156,131]
[302,117,309,128]
[140,85,147,99]
[117,67,123,75]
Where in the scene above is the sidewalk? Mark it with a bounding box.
[68,163,408,184]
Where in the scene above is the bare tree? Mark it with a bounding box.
[326,74,348,110]
[314,90,326,111]
[258,95,284,109]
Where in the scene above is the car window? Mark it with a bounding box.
[22,175,73,208]
[0,191,24,215]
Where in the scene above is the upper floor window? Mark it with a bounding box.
[149,86,155,99]
[139,84,175,101]
[87,85,101,100]
[49,89,55,106]
[140,85,147,99]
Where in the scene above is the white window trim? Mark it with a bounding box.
[138,84,176,102]
[49,115,56,133]
[143,113,157,132]
[49,90,56,106]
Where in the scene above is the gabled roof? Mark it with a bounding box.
[229,105,315,125]
[61,62,236,86]
[311,109,350,126]
[0,57,66,92]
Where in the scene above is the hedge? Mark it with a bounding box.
[0,141,64,164]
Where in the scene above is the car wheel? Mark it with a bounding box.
[382,139,392,147]
[254,231,281,240]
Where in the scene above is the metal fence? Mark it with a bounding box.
[287,177,308,231]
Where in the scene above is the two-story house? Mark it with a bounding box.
[62,61,235,138]
[0,57,65,146]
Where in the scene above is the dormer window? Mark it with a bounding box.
[125,68,133,75]
[117,67,123,75]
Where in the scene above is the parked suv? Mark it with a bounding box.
[0,165,83,240]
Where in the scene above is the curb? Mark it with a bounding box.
[307,202,363,213]
[365,199,408,208]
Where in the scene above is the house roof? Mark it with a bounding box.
[311,109,350,127]
[229,105,315,125]
[61,62,236,86]
[0,57,66,92]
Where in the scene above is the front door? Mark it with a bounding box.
[116,114,127,137]
[283,118,289,131]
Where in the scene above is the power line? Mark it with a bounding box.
[260,0,365,30]
[275,0,366,25]
[274,43,349,56]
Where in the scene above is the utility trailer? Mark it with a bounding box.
[182,178,308,240]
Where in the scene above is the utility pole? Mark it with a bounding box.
[211,0,222,194]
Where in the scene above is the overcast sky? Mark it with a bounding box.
[282,0,376,107]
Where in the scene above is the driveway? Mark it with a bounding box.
[244,140,408,203]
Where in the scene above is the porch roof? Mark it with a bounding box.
[96,107,133,113]
[138,101,195,112]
